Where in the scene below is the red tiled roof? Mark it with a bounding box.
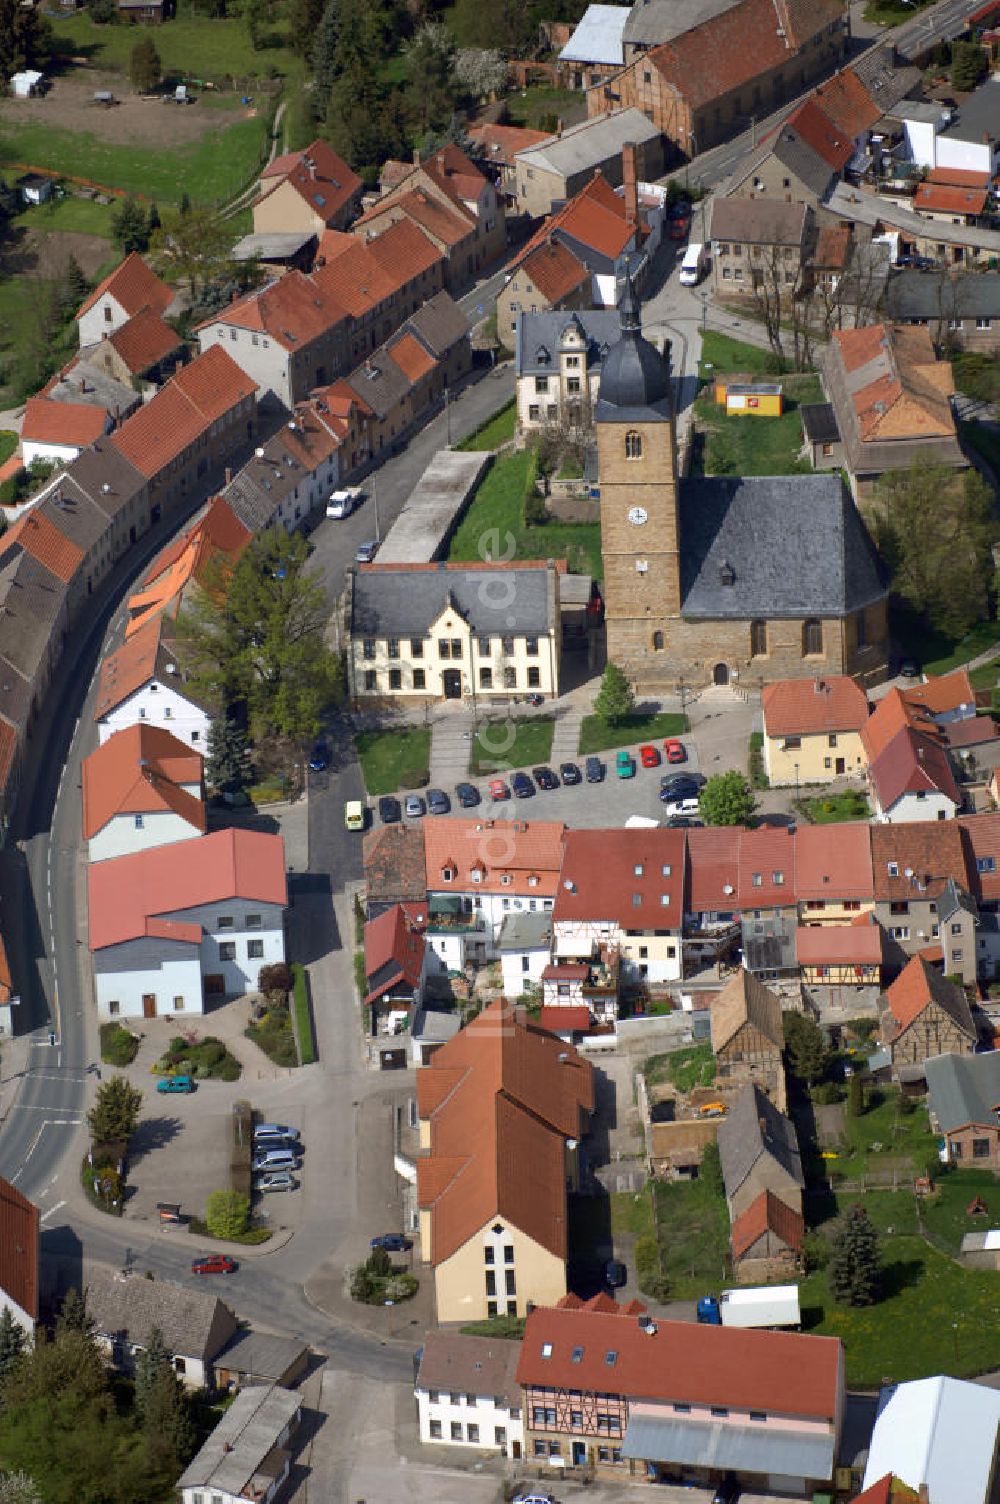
[927,167,990,188]
[730,1187,805,1258]
[424,816,566,898]
[903,668,974,718]
[21,397,108,448]
[106,307,183,375]
[361,216,444,284]
[684,826,741,911]
[0,720,16,800]
[884,953,975,1034]
[468,122,550,166]
[958,812,1000,903]
[537,1005,591,1034]
[364,903,425,1002]
[849,1478,920,1504]
[542,963,590,981]
[795,823,873,900]
[738,825,796,908]
[519,239,589,304]
[111,346,256,480]
[0,1176,38,1321]
[87,827,286,950]
[554,828,686,928]
[811,68,883,138]
[870,820,969,902]
[357,188,473,248]
[77,252,173,321]
[82,723,205,840]
[784,97,855,170]
[914,181,988,216]
[389,330,437,384]
[1,507,84,585]
[94,615,166,720]
[258,138,362,226]
[204,269,347,351]
[513,172,631,271]
[867,726,960,813]
[796,916,883,965]
[861,687,940,763]
[516,1304,842,1419]
[832,323,956,443]
[762,675,869,737]
[416,1000,594,1266]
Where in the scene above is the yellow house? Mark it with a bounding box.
[346,561,562,703]
[415,999,594,1324]
[761,675,870,786]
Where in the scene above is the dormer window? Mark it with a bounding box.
[528,874,539,887]
[471,867,483,884]
[535,346,551,365]
[501,874,512,886]
[634,864,644,876]
[719,561,735,587]
[442,866,455,882]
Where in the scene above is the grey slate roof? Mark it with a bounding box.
[941,80,1000,145]
[771,128,840,199]
[416,1330,522,1406]
[514,109,660,181]
[47,360,139,419]
[708,198,808,247]
[177,1383,300,1494]
[231,230,317,262]
[717,1082,804,1200]
[559,3,629,65]
[679,475,887,620]
[412,1005,462,1045]
[404,290,471,358]
[214,1328,309,1382]
[350,563,555,636]
[850,44,921,111]
[884,270,1000,324]
[85,1267,235,1360]
[347,348,412,421]
[66,438,148,521]
[498,910,554,951]
[516,310,622,377]
[826,183,1000,255]
[375,450,489,565]
[38,474,116,555]
[622,0,740,45]
[0,551,68,681]
[925,1051,1000,1135]
[0,654,32,735]
[800,402,840,445]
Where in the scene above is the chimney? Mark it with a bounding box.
[917,1489,929,1504]
[556,118,564,139]
[623,141,639,229]
[413,148,421,166]
[224,467,233,486]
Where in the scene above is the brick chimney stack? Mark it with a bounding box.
[623,141,638,229]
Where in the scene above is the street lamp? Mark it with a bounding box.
[794,762,800,804]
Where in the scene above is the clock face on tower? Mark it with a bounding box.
[627,506,648,526]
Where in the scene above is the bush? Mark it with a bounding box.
[802,1230,830,1273]
[99,1022,139,1067]
[217,1056,242,1082]
[812,1080,845,1105]
[259,962,292,996]
[384,1273,418,1302]
[205,1189,249,1240]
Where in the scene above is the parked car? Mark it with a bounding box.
[585,756,605,783]
[513,1492,557,1504]
[511,771,535,798]
[639,743,660,768]
[191,1254,237,1275]
[532,766,559,790]
[455,782,480,807]
[251,1149,299,1173]
[604,1259,628,1289]
[308,739,330,772]
[660,771,705,797]
[254,1123,299,1141]
[355,539,379,563]
[404,794,426,818]
[899,657,921,679]
[663,738,687,764]
[560,761,581,785]
[156,1074,194,1094]
[665,814,704,828]
[371,1233,412,1251]
[662,796,701,819]
[489,777,510,801]
[426,788,451,814]
[616,750,636,779]
[344,800,366,832]
[326,487,364,519]
[254,1171,298,1193]
[378,795,401,824]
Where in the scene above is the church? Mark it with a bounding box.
[596,277,890,692]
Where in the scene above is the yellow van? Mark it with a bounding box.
[344,800,365,832]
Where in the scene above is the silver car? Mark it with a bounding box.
[254,1170,298,1193]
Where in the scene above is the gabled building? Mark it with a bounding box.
[94,615,211,749]
[346,561,562,704]
[85,1267,238,1388]
[414,1329,525,1455]
[861,1375,1000,1504]
[820,323,965,499]
[708,198,810,299]
[926,1049,1000,1171]
[468,121,550,211]
[709,968,784,1104]
[717,1081,803,1222]
[761,674,870,786]
[722,97,854,209]
[878,953,977,1076]
[869,819,971,962]
[512,110,663,218]
[87,305,186,389]
[253,138,364,236]
[315,218,446,363]
[87,827,287,1017]
[81,723,205,863]
[515,309,621,434]
[362,823,427,918]
[125,495,251,641]
[178,1383,302,1504]
[500,239,591,349]
[221,402,343,537]
[76,252,175,347]
[20,396,110,468]
[796,912,885,986]
[415,999,594,1322]
[0,1177,38,1340]
[421,816,565,951]
[363,902,429,1038]
[730,1187,804,1281]
[517,1296,844,1489]
[861,688,961,823]
[885,269,1000,354]
[903,668,977,726]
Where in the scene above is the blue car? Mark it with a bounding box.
[511,771,535,799]
[309,740,330,772]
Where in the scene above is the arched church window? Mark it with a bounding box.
[652,631,664,650]
[625,430,643,460]
[802,619,823,656]
[750,620,767,657]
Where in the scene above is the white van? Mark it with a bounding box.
[679,242,708,286]
[326,487,363,519]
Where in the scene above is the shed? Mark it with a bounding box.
[725,384,784,418]
[960,1228,1000,1269]
[10,71,44,98]
[19,175,53,206]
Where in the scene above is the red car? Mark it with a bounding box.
[191,1254,237,1276]
[639,744,660,768]
[664,738,687,764]
[488,777,510,801]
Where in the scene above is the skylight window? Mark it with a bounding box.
[571,1347,584,1363]
[541,1343,553,1359]
[604,1350,618,1366]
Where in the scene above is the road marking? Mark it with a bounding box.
[10,1119,83,1183]
[40,1199,65,1223]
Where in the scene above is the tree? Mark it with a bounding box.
[0,1309,25,1382]
[141,1364,197,1471]
[290,0,326,55]
[55,1288,93,1337]
[404,22,457,134]
[950,39,987,90]
[205,715,253,796]
[847,1070,865,1118]
[698,770,756,827]
[146,200,161,236]
[148,206,233,294]
[129,35,162,93]
[179,191,191,217]
[454,48,508,100]
[593,661,634,725]
[245,0,268,49]
[87,1075,142,1147]
[828,1204,882,1307]
[872,462,995,639]
[0,1473,41,1504]
[205,1189,249,1240]
[60,255,89,317]
[311,0,342,115]
[0,0,51,83]
[111,196,151,256]
[134,1326,172,1423]
[178,528,342,743]
[783,1009,830,1087]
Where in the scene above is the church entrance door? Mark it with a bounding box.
[713,663,729,686]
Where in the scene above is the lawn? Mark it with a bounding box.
[0,432,17,467]
[651,1175,731,1297]
[291,963,316,1066]
[820,1088,939,1189]
[610,1187,656,1243]
[698,330,784,380]
[921,617,1000,677]
[970,660,1000,691]
[960,418,1000,481]
[447,447,602,580]
[469,716,554,774]
[0,275,80,406]
[12,196,117,239]
[245,1005,297,1068]
[503,85,584,131]
[577,710,688,755]
[0,113,271,205]
[355,726,430,794]
[50,6,305,83]
[644,1043,716,1093]
[800,790,870,824]
[691,373,823,478]
[919,1168,1000,1253]
[455,399,516,452]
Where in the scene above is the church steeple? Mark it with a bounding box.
[596,266,672,420]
